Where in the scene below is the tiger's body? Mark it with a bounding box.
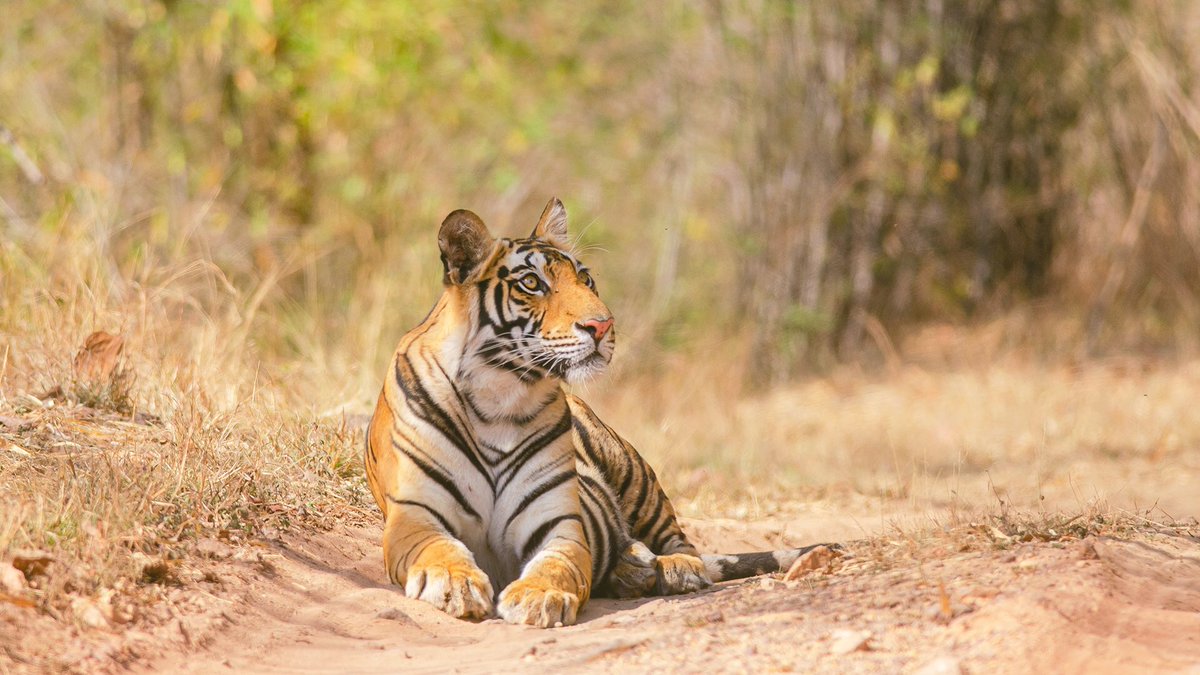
[365,199,823,627]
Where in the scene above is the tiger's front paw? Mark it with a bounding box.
[655,553,711,595]
[497,579,580,628]
[405,562,494,621]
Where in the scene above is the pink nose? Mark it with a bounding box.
[580,317,614,343]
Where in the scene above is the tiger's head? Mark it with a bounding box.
[438,198,614,385]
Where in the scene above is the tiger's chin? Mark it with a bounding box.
[563,353,610,385]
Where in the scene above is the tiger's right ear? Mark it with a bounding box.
[438,209,495,285]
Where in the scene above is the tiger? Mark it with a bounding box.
[365,198,828,628]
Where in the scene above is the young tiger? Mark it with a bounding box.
[365,198,826,628]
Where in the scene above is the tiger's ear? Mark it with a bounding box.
[531,197,570,249]
[438,209,495,285]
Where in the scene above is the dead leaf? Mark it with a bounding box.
[141,559,180,585]
[10,551,54,579]
[0,592,35,609]
[784,545,843,581]
[73,331,125,383]
[0,415,32,431]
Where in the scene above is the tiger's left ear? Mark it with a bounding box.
[531,197,570,249]
[439,209,496,285]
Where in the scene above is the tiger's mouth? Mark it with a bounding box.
[562,351,610,384]
[540,344,611,383]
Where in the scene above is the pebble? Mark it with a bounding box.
[829,629,871,655]
[195,537,235,559]
[72,597,111,629]
[914,655,964,675]
[0,562,25,594]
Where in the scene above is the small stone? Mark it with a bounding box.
[195,538,234,560]
[1017,559,1038,571]
[1074,538,1099,561]
[760,578,777,591]
[829,629,871,655]
[914,656,963,675]
[72,597,111,629]
[0,562,25,593]
[376,608,417,626]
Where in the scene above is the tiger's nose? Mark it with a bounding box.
[579,317,614,343]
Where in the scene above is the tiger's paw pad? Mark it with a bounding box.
[497,580,580,628]
[405,563,494,621]
[655,553,711,595]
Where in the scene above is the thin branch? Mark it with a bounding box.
[0,124,45,185]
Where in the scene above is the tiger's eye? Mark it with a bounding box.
[519,275,542,292]
[579,270,593,287]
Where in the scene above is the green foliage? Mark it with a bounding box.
[1,0,1197,388]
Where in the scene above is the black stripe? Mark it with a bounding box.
[394,356,495,490]
[646,512,674,550]
[615,449,636,499]
[391,438,481,521]
[572,418,605,467]
[503,471,576,532]
[365,432,376,462]
[426,354,497,484]
[578,491,607,581]
[708,551,781,581]
[491,280,507,325]
[578,476,622,580]
[497,406,573,492]
[520,514,583,561]
[387,496,456,537]
[477,280,497,327]
[628,466,652,523]
[512,389,559,425]
[634,490,663,540]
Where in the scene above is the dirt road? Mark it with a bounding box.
[144,512,1200,674]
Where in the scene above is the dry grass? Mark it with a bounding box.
[2,219,1199,671]
[0,228,373,647]
[588,337,1200,521]
[840,503,1198,571]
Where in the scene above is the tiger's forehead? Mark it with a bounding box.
[498,237,582,273]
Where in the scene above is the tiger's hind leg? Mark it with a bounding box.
[655,553,711,595]
[598,538,710,598]
[604,540,658,598]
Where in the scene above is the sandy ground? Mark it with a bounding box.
[121,509,1200,675]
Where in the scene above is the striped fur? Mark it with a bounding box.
[365,198,828,628]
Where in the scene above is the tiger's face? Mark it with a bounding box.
[439,198,614,384]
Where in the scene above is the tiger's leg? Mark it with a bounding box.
[606,539,658,598]
[383,502,493,620]
[618,451,711,595]
[496,477,593,628]
[568,398,711,596]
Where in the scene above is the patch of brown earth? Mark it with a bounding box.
[129,517,1200,674]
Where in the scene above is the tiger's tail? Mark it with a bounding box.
[700,543,842,582]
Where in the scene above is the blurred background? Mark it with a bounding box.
[2,1,1198,514]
